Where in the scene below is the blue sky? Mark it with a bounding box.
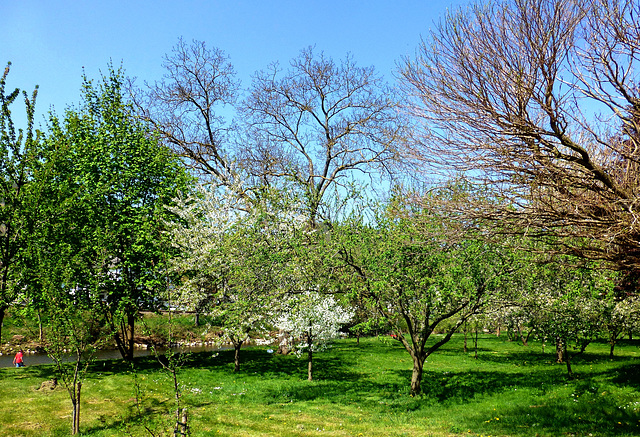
[3,0,465,126]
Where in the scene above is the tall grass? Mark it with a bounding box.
[1,334,638,436]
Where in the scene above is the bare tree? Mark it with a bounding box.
[241,47,409,226]
[400,0,640,272]
[131,38,240,186]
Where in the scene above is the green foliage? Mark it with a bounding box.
[41,63,190,360]
[332,193,519,394]
[0,62,42,341]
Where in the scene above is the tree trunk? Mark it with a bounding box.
[0,305,6,345]
[234,341,242,372]
[71,381,82,435]
[126,313,135,361]
[474,326,479,360]
[194,312,200,327]
[555,338,565,363]
[410,355,424,396]
[307,330,314,381]
[609,340,616,359]
[37,311,44,342]
[463,320,468,353]
[565,344,574,378]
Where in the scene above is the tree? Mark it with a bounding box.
[276,291,353,381]
[45,65,190,360]
[335,193,516,395]
[166,184,297,371]
[242,46,408,227]
[25,136,113,435]
[0,62,41,343]
[400,0,640,274]
[523,261,616,377]
[131,38,241,187]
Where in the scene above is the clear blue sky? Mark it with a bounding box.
[3,0,465,126]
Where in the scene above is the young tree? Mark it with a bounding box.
[276,291,353,381]
[400,0,640,274]
[45,65,190,360]
[0,63,41,342]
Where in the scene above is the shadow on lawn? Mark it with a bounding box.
[79,340,640,436]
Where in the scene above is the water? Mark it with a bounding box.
[0,344,224,368]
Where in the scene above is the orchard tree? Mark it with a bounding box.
[335,193,518,396]
[166,184,300,371]
[0,63,41,342]
[45,65,190,360]
[276,291,353,381]
[400,0,640,274]
[524,261,616,377]
[601,294,640,358]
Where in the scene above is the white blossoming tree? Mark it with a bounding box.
[276,291,353,381]
[166,184,302,371]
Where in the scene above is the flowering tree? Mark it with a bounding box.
[601,295,640,358]
[276,291,353,381]
[166,184,302,371]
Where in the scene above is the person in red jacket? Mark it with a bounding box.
[13,349,25,367]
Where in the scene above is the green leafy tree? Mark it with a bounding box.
[0,62,41,342]
[335,195,517,396]
[45,65,190,360]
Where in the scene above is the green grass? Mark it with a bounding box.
[1,335,639,436]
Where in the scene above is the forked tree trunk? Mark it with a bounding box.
[70,382,82,435]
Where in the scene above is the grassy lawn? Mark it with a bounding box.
[1,334,639,436]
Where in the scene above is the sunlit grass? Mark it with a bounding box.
[1,334,639,436]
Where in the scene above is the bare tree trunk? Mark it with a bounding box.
[463,320,468,353]
[556,338,565,363]
[609,339,616,359]
[474,326,479,360]
[0,305,6,345]
[410,355,424,396]
[71,381,82,435]
[234,341,242,372]
[565,343,574,379]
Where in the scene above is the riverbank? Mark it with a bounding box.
[0,310,242,357]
